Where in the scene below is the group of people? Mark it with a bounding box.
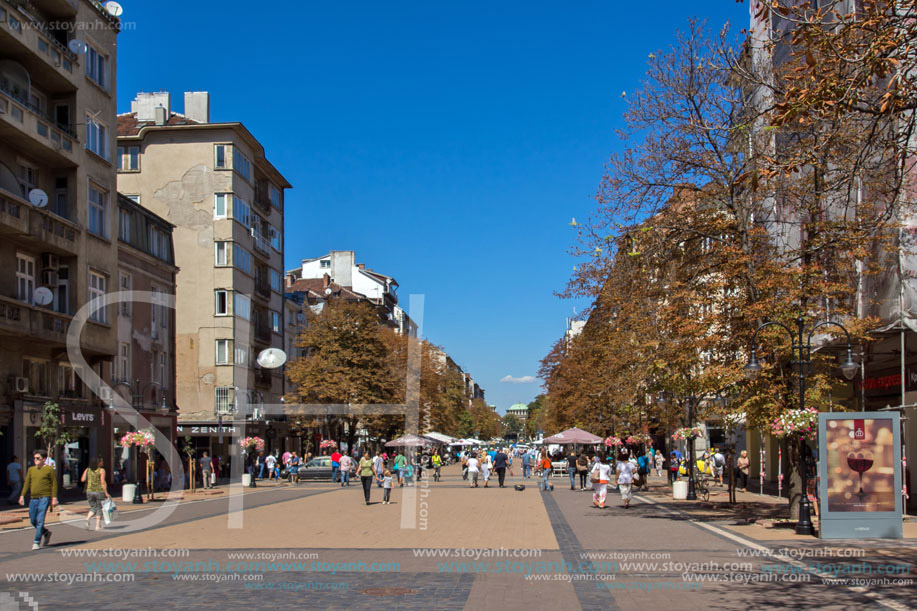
[666,447,752,492]
[460,447,512,488]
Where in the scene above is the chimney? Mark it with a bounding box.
[322,274,330,289]
[330,251,354,288]
[184,91,210,123]
[134,92,171,122]
[154,106,167,126]
[357,263,365,270]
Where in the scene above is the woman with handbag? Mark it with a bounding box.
[590,453,612,508]
[80,457,110,531]
[576,454,589,490]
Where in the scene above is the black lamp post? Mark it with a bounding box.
[744,316,859,536]
[657,392,699,500]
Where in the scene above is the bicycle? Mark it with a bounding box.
[694,475,710,502]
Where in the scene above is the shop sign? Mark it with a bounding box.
[64,407,100,427]
[176,425,238,437]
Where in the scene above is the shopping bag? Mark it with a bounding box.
[211,472,216,485]
[102,498,117,524]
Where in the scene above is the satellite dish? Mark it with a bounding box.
[257,348,287,369]
[68,39,88,55]
[104,1,123,17]
[324,288,332,296]
[28,189,48,208]
[33,287,53,306]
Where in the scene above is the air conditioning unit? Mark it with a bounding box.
[99,387,113,402]
[40,270,58,286]
[14,377,29,393]
[41,253,59,270]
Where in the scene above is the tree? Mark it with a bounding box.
[35,401,72,459]
[470,398,501,440]
[502,414,522,438]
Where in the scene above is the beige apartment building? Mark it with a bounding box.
[117,92,291,458]
[0,0,121,487]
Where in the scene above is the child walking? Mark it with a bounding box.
[382,470,393,504]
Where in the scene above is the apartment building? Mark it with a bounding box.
[117,91,290,458]
[112,194,177,479]
[0,0,120,486]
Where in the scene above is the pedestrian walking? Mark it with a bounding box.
[6,456,22,505]
[330,449,342,483]
[493,448,508,488]
[80,457,110,531]
[713,449,726,486]
[655,452,664,478]
[200,452,213,489]
[373,452,385,487]
[481,452,492,487]
[247,451,257,488]
[466,453,480,488]
[358,450,376,505]
[736,450,750,492]
[394,452,407,487]
[590,453,612,508]
[265,453,277,481]
[615,452,637,508]
[576,453,589,490]
[540,455,553,490]
[382,470,393,504]
[289,452,301,483]
[340,453,353,486]
[19,450,58,550]
[521,451,531,479]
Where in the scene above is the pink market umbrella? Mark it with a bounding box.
[385,434,434,448]
[542,427,603,445]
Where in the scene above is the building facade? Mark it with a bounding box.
[0,0,120,490]
[116,91,290,459]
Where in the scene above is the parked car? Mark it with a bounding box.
[295,456,334,481]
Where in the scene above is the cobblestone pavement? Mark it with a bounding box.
[0,466,913,610]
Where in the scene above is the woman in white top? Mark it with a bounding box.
[615,452,638,508]
[590,453,613,509]
[481,453,492,487]
[466,453,481,488]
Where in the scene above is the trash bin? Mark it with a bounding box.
[122,483,137,502]
[673,480,688,500]
[241,474,251,487]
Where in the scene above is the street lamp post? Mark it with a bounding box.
[657,392,699,500]
[744,316,859,536]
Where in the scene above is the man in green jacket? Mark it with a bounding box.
[19,449,58,550]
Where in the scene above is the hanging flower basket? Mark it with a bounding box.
[120,430,155,448]
[240,436,265,452]
[671,427,704,441]
[626,433,653,445]
[769,408,818,441]
[603,436,623,447]
[319,439,338,449]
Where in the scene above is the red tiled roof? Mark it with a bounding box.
[117,112,201,137]
[287,279,366,302]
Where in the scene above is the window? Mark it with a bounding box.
[233,243,252,275]
[16,253,35,304]
[88,271,107,323]
[270,310,281,333]
[320,260,331,269]
[269,269,282,292]
[158,352,167,389]
[54,266,69,315]
[125,194,140,203]
[215,339,231,364]
[214,241,229,266]
[22,359,48,395]
[53,176,69,219]
[117,342,130,382]
[269,185,282,209]
[149,227,161,258]
[151,286,159,339]
[234,344,247,365]
[233,293,251,321]
[215,144,228,169]
[232,196,251,228]
[233,149,251,181]
[117,146,139,171]
[215,386,233,413]
[58,363,84,398]
[85,43,108,89]
[119,272,131,316]
[214,193,230,219]
[269,224,281,251]
[85,115,108,160]
[215,289,229,315]
[88,183,108,237]
[118,208,131,241]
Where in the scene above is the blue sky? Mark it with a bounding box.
[116,1,749,414]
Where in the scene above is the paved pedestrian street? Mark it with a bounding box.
[1,466,914,610]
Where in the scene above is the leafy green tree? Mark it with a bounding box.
[35,401,72,459]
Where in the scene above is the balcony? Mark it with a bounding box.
[0,293,71,345]
[0,87,78,166]
[0,187,79,255]
[1,0,81,91]
[253,180,271,212]
[251,228,271,255]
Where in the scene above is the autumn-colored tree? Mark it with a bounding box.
[470,398,502,440]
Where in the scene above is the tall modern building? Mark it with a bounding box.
[117,91,291,457]
[0,0,121,483]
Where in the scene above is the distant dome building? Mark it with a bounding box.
[506,403,528,421]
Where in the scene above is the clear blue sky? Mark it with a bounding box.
[116,1,749,414]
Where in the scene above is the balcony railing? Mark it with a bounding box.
[252,229,271,255]
[0,89,77,161]
[0,187,78,254]
[2,0,80,79]
[0,294,71,344]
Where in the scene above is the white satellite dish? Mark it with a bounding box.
[68,39,88,55]
[257,348,287,369]
[33,287,53,306]
[28,189,48,208]
[104,1,123,17]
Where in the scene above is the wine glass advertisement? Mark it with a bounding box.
[825,417,896,512]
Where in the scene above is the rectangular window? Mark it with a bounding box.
[119,272,131,316]
[215,144,227,169]
[215,386,233,413]
[233,149,251,181]
[214,241,229,266]
[215,339,230,364]
[269,224,281,251]
[234,344,247,366]
[320,260,331,269]
[159,352,167,389]
[85,115,108,160]
[85,44,109,89]
[88,183,108,237]
[269,185,282,209]
[58,363,84,398]
[151,286,159,339]
[215,289,229,315]
[233,293,251,321]
[88,271,107,323]
[270,310,281,333]
[16,253,35,304]
[233,243,252,275]
[117,146,139,170]
[269,269,282,292]
[22,359,48,395]
[118,342,130,382]
[118,208,131,241]
[214,193,229,219]
[232,196,251,228]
